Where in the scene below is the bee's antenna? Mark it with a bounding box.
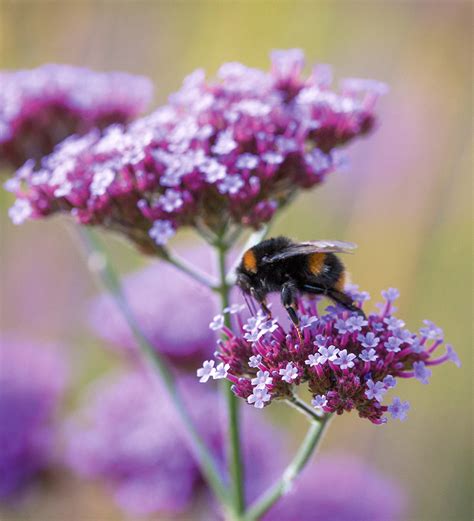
[243,292,257,315]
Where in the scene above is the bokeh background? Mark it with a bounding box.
[0,1,472,520]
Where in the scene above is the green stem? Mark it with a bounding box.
[216,238,245,516]
[244,414,332,521]
[162,248,216,289]
[77,228,229,506]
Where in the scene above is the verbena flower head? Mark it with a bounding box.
[263,453,406,521]
[64,371,284,516]
[88,247,217,366]
[200,288,460,424]
[0,64,153,169]
[0,337,67,500]
[7,50,386,252]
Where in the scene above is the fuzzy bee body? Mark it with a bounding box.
[236,236,363,328]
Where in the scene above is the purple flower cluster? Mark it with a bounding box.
[64,371,285,515]
[88,246,217,366]
[0,64,153,169]
[200,288,460,424]
[7,50,385,252]
[0,337,67,500]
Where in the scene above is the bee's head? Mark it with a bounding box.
[235,270,254,294]
[235,269,255,294]
[236,248,261,295]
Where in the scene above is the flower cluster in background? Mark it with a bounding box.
[263,453,406,521]
[64,370,406,520]
[64,371,285,516]
[88,247,217,367]
[200,288,460,424]
[0,337,67,501]
[6,50,386,253]
[0,64,153,169]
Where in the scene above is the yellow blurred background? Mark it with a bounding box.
[0,1,472,520]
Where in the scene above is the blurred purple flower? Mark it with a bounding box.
[88,247,218,366]
[203,288,459,424]
[0,64,153,169]
[64,370,285,516]
[7,50,385,253]
[0,336,67,500]
[387,397,410,421]
[263,453,406,521]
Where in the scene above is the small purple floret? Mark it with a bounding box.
[419,320,444,340]
[312,395,328,409]
[388,397,410,421]
[358,332,380,349]
[413,361,432,384]
[385,336,403,353]
[317,345,339,364]
[334,349,357,369]
[381,288,400,302]
[365,379,387,403]
[248,387,272,409]
[383,375,397,388]
[360,348,378,362]
[446,345,461,368]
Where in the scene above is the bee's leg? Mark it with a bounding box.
[304,284,366,317]
[281,282,303,343]
[281,281,298,323]
[302,283,326,295]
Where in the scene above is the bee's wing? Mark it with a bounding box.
[262,240,357,264]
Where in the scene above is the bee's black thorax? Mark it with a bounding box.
[252,236,294,263]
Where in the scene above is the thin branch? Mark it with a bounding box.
[284,394,325,424]
[244,414,332,521]
[162,248,217,289]
[76,227,230,506]
[215,239,245,515]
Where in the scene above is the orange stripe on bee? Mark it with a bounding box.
[334,271,346,292]
[308,252,326,275]
[243,249,258,273]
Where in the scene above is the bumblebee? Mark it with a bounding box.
[236,236,365,330]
